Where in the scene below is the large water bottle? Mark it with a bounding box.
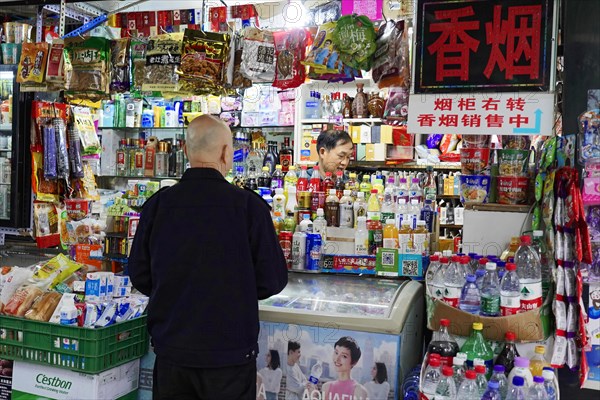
[443,255,464,308]
[514,235,542,311]
[474,365,488,396]
[434,366,457,400]
[425,255,441,292]
[489,365,509,399]
[542,368,557,400]
[532,230,553,301]
[506,376,527,400]
[456,370,480,400]
[459,274,480,315]
[527,376,549,400]
[481,380,502,400]
[430,257,448,300]
[480,262,501,317]
[309,360,322,385]
[421,357,442,397]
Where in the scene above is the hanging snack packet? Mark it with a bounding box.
[72,106,101,156]
[130,38,148,93]
[64,37,110,99]
[17,42,49,84]
[372,20,410,88]
[332,15,377,71]
[142,32,184,92]
[178,29,230,94]
[109,38,130,93]
[303,22,340,74]
[232,33,252,89]
[273,29,308,90]
[240,28,275,82]
[54,118,70,182]
[46,39,65,89]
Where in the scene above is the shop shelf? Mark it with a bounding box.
[0,148,11,151]
[300,118,383,124]
[0,315,148,373]
[97,126,184,130]
[464,203,533,213]
[98,175,181,180]
[440,224,463,229]
[437,195,461,200]
[349,161,462,170]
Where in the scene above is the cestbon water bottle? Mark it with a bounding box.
[481,380,502,400]
[527,376,549,400]
[443,255,464,308]
[489,364,509,398]
[421,357,442,397]
[542,367,557,400]
[506,375,527,400]
[459,274,480,315]
[480,262,501,317]
[434,366,457,400]
[456,370,479,400]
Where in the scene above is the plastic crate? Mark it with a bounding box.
[0,314,148,373]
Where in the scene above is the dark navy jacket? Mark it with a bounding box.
[129,168,288,368]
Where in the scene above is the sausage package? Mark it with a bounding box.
[272,29,309,89]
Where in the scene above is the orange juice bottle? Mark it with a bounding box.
[398,220,413,253]
[413,220,430,255]
[383,219,399,249]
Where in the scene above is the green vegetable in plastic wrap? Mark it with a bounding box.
[332,15,377,71]
[541,136,557,171]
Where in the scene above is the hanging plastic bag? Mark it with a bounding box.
[272,29,308,89]
[332,14,377,71]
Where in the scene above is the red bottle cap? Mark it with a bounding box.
[475,365,486,374]
[325,172,332,177]
[506,263,516,271]
[451,255,460,262]
[442,366,454,376]
[465,370,476,380]
[440,257,449,263]
[301,165,307,170]
[371,189,378,194]
[460,256,471,264]
[440,319,450,327]
[430,255,440,262]
[505,331,516,341]
[479,257,489,265]
[429,358,440,367]
[429,353,441,359]
[520,235,531,245]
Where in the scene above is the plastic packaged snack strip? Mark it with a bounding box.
[53,118,70,181]
[110,38,130,93]
[46,39,65,87]
[43,125,58,180]
[130,38,148,93]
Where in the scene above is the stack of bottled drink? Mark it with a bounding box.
[420,320,559,400]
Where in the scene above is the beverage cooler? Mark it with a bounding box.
[0,64,32,231]
[257,274,424,400]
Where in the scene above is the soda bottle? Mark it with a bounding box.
[456,370,479,400]
[335,170,345,199]
[489,365,509,399]
[409,177,423,205]
[421,357,442,398]
[474,365,488,396]
[346,172,358,199]
[313,208,327,243]
[542,367,557,400]
[481,380,502,400]
[325,189,339,227]
[367,189,381,221]
[427,319,459,367]
[367,215,383,256]
[430,257,448,300]
[434,366,457,400]
[459,274,480,315]
[383,219,399,249]
[308,165,322,192]
[296,165,309,193]
[258,166,272,189]
[514,235,542,311]
[354,216,369,255]
[480,262,501,316]
[529,345,549,377]
[338,190,354,228]
[359,174,372,199]
[506,376,527,400]
[461,323,494,372]
[309,359,323,385]
[323,171,335,193]
[532,230,553,301]
[271,165,284,195]
[494,331,520,374]
[507,357,534,389]
[353,192,367,228]
[443,255,463,308]
[452,352,467,387]
[527,376,549,400]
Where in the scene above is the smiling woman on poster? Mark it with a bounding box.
[322,336,368,400]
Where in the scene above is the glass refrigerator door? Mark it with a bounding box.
[259,274,405,318]
[0,68,14,222]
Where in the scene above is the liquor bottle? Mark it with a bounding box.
[128,138,137,176]
[155,142,169,177]
[279,137,293,173]
[144,137,158,177]
[263,142,278,175]
[335,170,345,199]
[116,139,129,176]
[342,93,352,119]
[168,138,178,177]
[175,136,185,176]
[133,139,145,177]
[351,83,368,118]
[424,165,437,202]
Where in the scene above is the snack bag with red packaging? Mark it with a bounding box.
[272,29,309,90]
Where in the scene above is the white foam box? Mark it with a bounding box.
[11,359,139,400]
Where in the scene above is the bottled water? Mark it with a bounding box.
[409,177,423,204]
[425,255,441,292]
[460,255,473,276]
[527,376,549,400]
[506,376,527,400]
[514,235,542,311]
[474,365,488,396]
[458,274,480,315]
[542,367,557,400]
[421,357,442,397]
[532,230,553,301]
[475,268,486,289]
[434,366,457,400]
[456,370,479,400]
[396,198,407,228]
[430,257,447,300]
[443,256,463,308]
[480,262,501,316]
[381,184,396,222]
[500,262,522,315]
[309,360,322,384]
[481,380,501,400]
[397,177,409,203]
[489,364,509,399]
[452,352,467,388]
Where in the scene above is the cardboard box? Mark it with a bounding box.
[381,125,394,143]
[11,359,139,400]
[366,143,386,161]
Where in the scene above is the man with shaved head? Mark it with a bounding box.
[129,115,288,400]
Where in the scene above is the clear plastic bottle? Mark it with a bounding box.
[313,208,327,243]
[309,359,322,385]
[381,185,396,223]
[494,331,520,374]
[480,262,501,317]
[367,188,381,221]
[461,323,494,372]
[258,166,272,189]
[426,255,441,292]
[452,352,467,388]
[408,198,421,229]
[383,219,399,249]
[459,274,480,315]
[325,189,340,227]
[323,171,335,193]
[527,376,549,400]
[443,255,464,308]
[475,365,488,396]
[396,198,408,228]
[296,165,309,193]
[353,191,367,228]
[456,370,479,400]
[359,174,372,199]
[481,380,501,400]
[500,262,521,315]
[397,177,409,203]
[507,357,534,389]
[542,367,557,400]
[284,165,298,199]
[424,165,437,202]
[489,365,509,399]
[434,366,457,400]
[338,190,354,228]
[271,165,284,196]
[431,257,449,300]
[475,268,486,290]
[427,319,460,367]
[421,357,442,397]
[346,172,358,199]
[532,230,553,302]
[460,255,472,276]
[529,345,549,377]
[285,186,298,216]
[409,177,423,205]
[506,376,527,400]
[514,235,542,311]
[354,216,368,256]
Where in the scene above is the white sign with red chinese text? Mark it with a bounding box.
[407,92,555,135]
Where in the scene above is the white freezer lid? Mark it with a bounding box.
[259,273,424,335]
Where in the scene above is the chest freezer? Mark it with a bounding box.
[257,273,424,400]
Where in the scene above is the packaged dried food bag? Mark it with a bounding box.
[130,38,148,93]
[178,29,230,94]
[303,22,340,74]
[46,39,64,85]
[231,33,252,89]
[64,37,110,99]
[72,106,101,156]
[273,29,309,90]
[372,20,410,88]
[502,135,531,150]
[110,38,130,93]
[308,1,341,25]
[142,32,184,92]
[17,42,49,84]
[332,15,377,71]
[31,152,59,202]
[240,27,275,82]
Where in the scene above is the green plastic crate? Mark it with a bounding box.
[0,314,148,373]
